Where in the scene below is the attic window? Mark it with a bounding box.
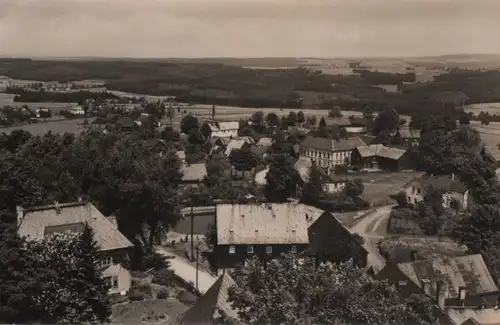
[229,245,235,254]
[398,280,408,286]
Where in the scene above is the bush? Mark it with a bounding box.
[156,289,170,299]
[128,289,146,301]
[152,268,174,287]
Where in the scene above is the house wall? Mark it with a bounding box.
[404,180,465,209]
[324,181,346,193]
[102,263,132,295]
[308,213,368,268]
[300,147,352,173]
[214,243,309,270]
[212,129,238,138]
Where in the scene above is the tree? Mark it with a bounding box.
[287,112,297,127]
[389,191,409,208]
[265,154,298,202]
[343,179,364,198]
[372,107,400,135]
[319,117,327,127]
[296,111,305,124]
[200,122,212,139]
[265,113,280,128]
[25,230,110,324]
[307,115,317,127]
[415,186,447,236]
[228,254,432,325]
[299,162,326,205]
[251,111,264,132]
[458,113,470,125]
[180,115,199,134]
[0,218,44,323]
[328,107,343,118]
[229,149,258,178]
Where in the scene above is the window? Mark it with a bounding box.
[266,246,272,254]
[99,256,113,268]
[411,186,415,194]
[291,246,297,253]
[247,245,254,254]
[417,188,421,194]
[104,276,119,289]
[229,245,235,254]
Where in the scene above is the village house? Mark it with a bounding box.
[16,201,134,296]
[224,139,251,157]
[395,129,421,147]
[255,137,273,148]
[402,174,470,209]
[213,203,367,271]
[179,272,239,325]
[351,144,414,171]
[376,254,500,325]
[208,121,239,138]
[300,136,366,174]
[181,163,208,187]
[69,105,85,116]
[344,117,369,134]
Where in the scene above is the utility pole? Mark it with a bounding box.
[190,204,194,259]
[195,243,199,291]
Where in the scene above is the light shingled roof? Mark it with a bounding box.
[181,163,207,182]
[397,254,497,299]
[224,139,247,156]
[17,202,133,252]
[356,144,407,160]
[216,203,310,245]
[180,272,239,325]
[256,137,273,147]
[399,129,421,139]
[209,121,239,132]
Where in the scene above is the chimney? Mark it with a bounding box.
[421,279,431,296]
[436,280,448,309]
[54,201,61,214]
[410,250,417,261]
[458,286,467,306]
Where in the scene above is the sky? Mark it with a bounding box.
[0,0,499,58]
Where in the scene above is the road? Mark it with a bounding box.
[156,246,218,294]
[349,205,394,273]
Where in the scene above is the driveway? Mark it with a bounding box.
[156,246,217,294]
[349,205,394,273]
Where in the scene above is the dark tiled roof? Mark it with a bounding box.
[416,175,468,194]
[397,254,497,299]
[301,136,366,152]
[180,272,239,325]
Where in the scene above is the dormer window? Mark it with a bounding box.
[99,256,113,268]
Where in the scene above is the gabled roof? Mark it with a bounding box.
[399,129,421,139]
[408,175,468,194]
[356,144,407,160]
[224,140,247,156]
[180,272,239,325]
[216,203,310,245]
[397,254,497,299]
[250,145,268,157]
[301,136,366,152]
[209,122,239,132]
[181,163,207,182]
[17,202,133,251]
[236,136,255,145]
[256,137,273,147]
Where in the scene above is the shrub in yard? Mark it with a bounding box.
[152,268,175,287]
[128,289,146,301]
[156,288,170,299]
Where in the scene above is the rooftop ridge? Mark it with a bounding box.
[23,201,88,213]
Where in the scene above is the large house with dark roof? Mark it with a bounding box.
[17,201,134,296]
[213,203,367,271]
[351,144,414,171]
[376,254,500,325]
[300,136,366,174]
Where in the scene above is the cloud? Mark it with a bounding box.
[0,0,499,58]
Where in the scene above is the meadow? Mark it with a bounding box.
[0,118,92,136]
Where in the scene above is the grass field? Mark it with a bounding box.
[356,171,424,207]
[464,102,500,114]
[0,118,92,135]
[469,120,500,159]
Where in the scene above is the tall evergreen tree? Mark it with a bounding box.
[69,224,111,324]
[265,154,298,202]
[300,162,326,205]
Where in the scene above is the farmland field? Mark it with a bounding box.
[0,118,92,136]
[464,103,500,114]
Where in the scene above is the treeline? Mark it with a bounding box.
[2,59,500,118]
[7,88,119,104]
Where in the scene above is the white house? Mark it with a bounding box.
[401,174,470,210]
[17,201,134,296]
[208,121,239,138]
[299,136,366,174]
[70,105,85,116]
